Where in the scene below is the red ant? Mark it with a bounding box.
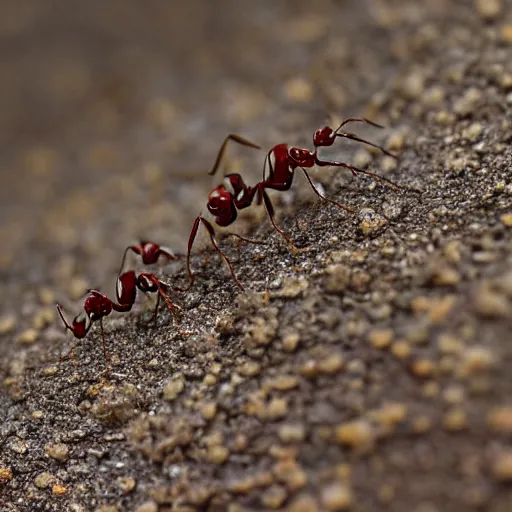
[176,118,406,291]
[117,241,182,275]
[56,270,180,375]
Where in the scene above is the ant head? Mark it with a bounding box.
[289,147,314,166]
[141,242,160,265]
[57,304,91,339]
[207,186,234,217]
[137,273,158,293]
[84,293,112,321]
[313,127,335,147]
[117,271,137,305]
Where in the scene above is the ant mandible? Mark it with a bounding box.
[56,270,181,375]
[179,118,403,291]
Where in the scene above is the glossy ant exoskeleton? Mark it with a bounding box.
[56,270,181,375]
[117,241,182,276]
[178,118,405,291]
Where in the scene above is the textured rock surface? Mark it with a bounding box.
[1,1,512,511]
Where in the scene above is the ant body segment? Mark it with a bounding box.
[180,118,404,291]
[56,271,180,375]
[118,241,182,276]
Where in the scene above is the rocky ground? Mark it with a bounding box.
[1,1,512,511]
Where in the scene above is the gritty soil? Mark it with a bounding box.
[1,1,512,511]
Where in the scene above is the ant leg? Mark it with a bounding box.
[315,158,403,192]
[117,246,139,276]
[151,293,161,324]
[144,274,183,322]
[99,318,111,377]
[301,169,355,213]
[176,216,202,292]
[225,232,267,246]
[260,189,298,251]
[208,134,261,177]
[335,131,397,159]
[199,217,245,291]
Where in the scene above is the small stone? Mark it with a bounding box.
[282,331,300,352]
[391,340,411,360]
[200,402,217,420]
[411,416,432,434]
[359,209,388,236]
[135,501,158,512]
[117,476,136,494]
[453,87,482,116]
[488,407,512,433]
[324,264,351,293]
[266,398,288,420]
[431,266,460,286]
[321,482,353,511]
[163,378,184,401]
[500,213,512,227]
[317,353,344,374]
[500,24,512,43]
[0,466,13,483]
[287,494,320,512]
[238,361,261,377]
[279,424,306,443]
[274,460,308,490]
[284,77,313,102]
[271,375,299,391]
[443,408,467,431]
[52,484,68,495]
[492,451,512,481]
[208,445,229,464]
[203,374,217,386]
[45,442,69,461]
[368,329,393,349]
[16,328,38,344]
[375,403,408,427]
[411,359,435,378]
[473,282,510,317]
[475,0,502,20]
[458,346,495,377]
[437,334,463,354]
[0,314,16,334]
[9,438,28,454]
[35,472,55,488]
[335,420,374,449]
[462,122,483,140]
[400,72,425,99]
[261,485,287,509]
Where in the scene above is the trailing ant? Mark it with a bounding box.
[177,118,408,291]
[117,241,182,276]
[56,270,181,375]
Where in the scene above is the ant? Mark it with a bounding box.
[176,118,406,291]
[56,270,181,375]
[117,240,182,275]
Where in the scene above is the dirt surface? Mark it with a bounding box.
[1,1,512,511]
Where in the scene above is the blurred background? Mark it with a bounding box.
[0,0,453,301]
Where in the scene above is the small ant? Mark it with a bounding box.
[117,241,182,276]
[178,118,405,291]
[56,270,180,375]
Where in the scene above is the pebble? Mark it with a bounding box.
[501,23,512,43]
[358,209,388,236]
[492,451,512,481]
[163,378,184,401]
[500,213,512,227]
[52,484,68,496]
[411,359,435,378]
[472,282,510,317]
[208,445,229,464]
[287,494,320,512]
[117,476,136,494]
[458,346,495,377]
[475,0,502,20]
[16,328,38,344]
[200,402,217,420]
[35,471,55,488]
[135,501,158,512]
[317,353,344,374]
[282,331,300,352]
[273,459,308,490]
[266,398,289,420]
[461,122,483,141]
[443,408,467,431]
[0,466,13,483]
[238,361,261,377]
[487,407,512,433]
[261,485,288,509]
[45,442,69,461]
[279,424,306,443]
[271,375,299,391]
[391,340,411,360]
[0,314,16,334]
[321,482,353,511]
[335,420,374,449]
[324,264,351,293]
[453,87,482,116]
[368,328,394,349]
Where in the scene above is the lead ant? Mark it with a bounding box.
[56,270,181,375]
[176,117,408,291]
